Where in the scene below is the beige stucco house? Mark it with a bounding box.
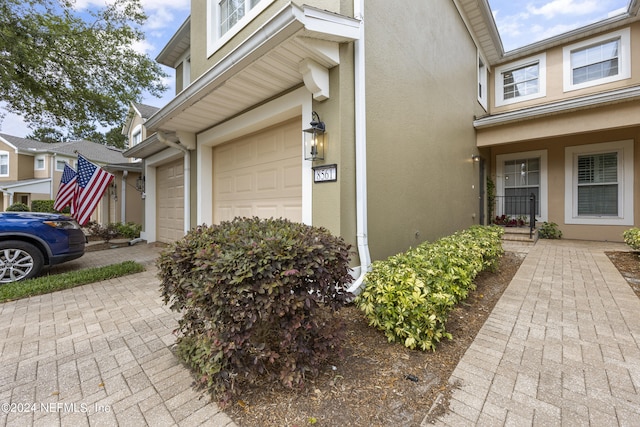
[0,134,141,225]
[125,0,640,292]
[475,3,640,242]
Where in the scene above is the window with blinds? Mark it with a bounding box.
[571,38,619,85]
[577,152,618,216]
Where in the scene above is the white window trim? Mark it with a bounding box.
[206,0,275,58]
[35,155,46,170]
[563,28,631,92]
[478,52,488,111]
[565,140,633,225]
[181,54,191,88]
[495,53,546,107]
[131,124,143,147]
[0,151,9,177]
[55,159,68,172]
[496,150,548,222]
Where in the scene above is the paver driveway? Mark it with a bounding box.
[0,244,237,427]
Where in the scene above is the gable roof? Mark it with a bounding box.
[133,103,160,119]
[0,133,127,165]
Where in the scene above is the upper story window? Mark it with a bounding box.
[0,152,8,176]
[563,28,631,92]
[132,129,142,146]
[207,0,274,57]
[478,55,488,110]
[56,159,68,172]
[35,155,45,170]
[495,53,546,107]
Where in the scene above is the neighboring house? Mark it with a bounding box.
[0,134,142,225]
[474,3,640,242]
[124,0,639,291]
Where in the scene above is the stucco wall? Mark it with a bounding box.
[490,126,640,242]
[364,0,482,260]
[490,22,640,114]
[310,42,358,259]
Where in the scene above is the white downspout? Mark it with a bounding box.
[157,131,191,234]
[121,170,128,222]
[347,0,372,295]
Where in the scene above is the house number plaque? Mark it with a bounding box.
[312,164,337,183]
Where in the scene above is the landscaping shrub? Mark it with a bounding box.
[31,200,54,212]
[85,221,119,242]
[6,202,29,212]
[355,225,504,352]
[538,221,562,239]
[623,228,640,251]
[157,217,353,401]
[115,222,141,239]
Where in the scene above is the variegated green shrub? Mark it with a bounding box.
[355,225,504,351]
[623,228,640,251]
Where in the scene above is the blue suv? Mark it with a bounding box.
[0,212,86,283]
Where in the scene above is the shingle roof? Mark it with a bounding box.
[133,103,160,119]
[0,133,128,165]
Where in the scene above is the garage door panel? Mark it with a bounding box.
[213,118,302,224]
[157,159,184,243]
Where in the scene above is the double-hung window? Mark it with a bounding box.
[495,54,546,107]
[565,140,634,225]
[563,28,630,91]
[207,0,274,57]
[56,159,67,172]
[0,152,8,176]
[35,156,45,170]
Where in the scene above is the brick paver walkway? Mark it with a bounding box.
[427,240,640,426]
[0,244,237,427]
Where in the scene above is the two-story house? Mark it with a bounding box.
[0,134,142,225]
[125,0,639,293]
[126,0,492,291]
[476,2,640,242]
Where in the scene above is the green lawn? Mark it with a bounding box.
[0,261,145,303]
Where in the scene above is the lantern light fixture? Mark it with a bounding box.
[471,154,480,162]
[303,111,325,161]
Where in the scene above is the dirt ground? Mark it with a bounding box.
[223,251,522,426]
[220,248,640,426]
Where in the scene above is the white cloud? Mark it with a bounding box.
[527,0,603,19]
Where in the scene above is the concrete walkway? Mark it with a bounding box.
[0,244,237,427]
[427,240,640,426]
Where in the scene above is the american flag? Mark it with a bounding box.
[53,163,77,212]
[73,155,114,226]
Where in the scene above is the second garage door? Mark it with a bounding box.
[213,118,302,223]
[156,159,184,243]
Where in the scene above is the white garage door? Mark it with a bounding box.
[214,118,302,223]
[156,159,184,243]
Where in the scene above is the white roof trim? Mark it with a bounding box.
[145,3,360,133]
[474,85,640,128]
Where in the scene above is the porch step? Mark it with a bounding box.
[500,226,538,244]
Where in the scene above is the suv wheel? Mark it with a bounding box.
[0,241,45,284]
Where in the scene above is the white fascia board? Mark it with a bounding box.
[145,3,360,133]
[474,86,640,129]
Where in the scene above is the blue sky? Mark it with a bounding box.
[0,0,632,137]
[489,0,630,51]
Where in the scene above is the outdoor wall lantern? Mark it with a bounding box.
[303,111,325,161]
[135,175,145,193]
[471,154,480,162]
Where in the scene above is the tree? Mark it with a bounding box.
[26,127,65,143]
[0,0,167,131]
[105,126,127,149]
